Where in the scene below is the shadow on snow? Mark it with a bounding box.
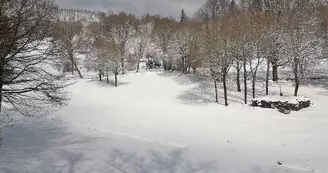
[0,119,217,173]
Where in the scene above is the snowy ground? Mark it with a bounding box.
[1,70,328,173]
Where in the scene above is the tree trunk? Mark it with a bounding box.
[121,45,125,74]
[223,75,228,106]
[106,71,109,84]
[294,80,300,96]
[243,59,247,104]
[99,71,102,81]
[71,57,74,75]
[272,62,279,81]
[163,60,167,71]
[181,57,184,73]
[266,59,270,95]
[114,72,118,87]
[236,66,241,92]
[121,60,125,75]
[136,56,141,73]
[252,68,258,99]
[73,62,83,78]
[214,79,218,103]
[252,77,256,99]
[0,84,2,113]
[293,58,300,96]
[0,63,4,112]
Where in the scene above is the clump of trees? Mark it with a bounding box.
[145,0,325,105]
[198,0,323,105]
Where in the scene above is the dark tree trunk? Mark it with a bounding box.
[136,56,140,73]
[294,80,300,96]
[69,50,74,75]
[243,59,247,104]
[252,77,256,99]
[0,83,3,112]
[293,58,300,96]
[73,62,83,78]
[0,62,3,112]
[71,57,74,75]
[114,72,118,87]
[121,58,125,75]
[163,61,167,71]
[223,75,228,106]
[266,59,270,95]
[121,45,125,75]
[99,71,102,81]
[236,66,241,92]
[272,62,279,81]
[214,79,218,103]
[181,57,185,73]
[252,68,258,99]
[106,71,109,84]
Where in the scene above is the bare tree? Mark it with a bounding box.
[0,0,67,115]
[203,19,233,106]
[134,16,153,73]
[185,21,203,73]
[101,12,137,74]
[286,0,320,96]
[99,40,121,87]
[196,0,230,21]
[51,20,84,78]
[85,21,106,81]
[238,13,253,104]
[248,13,268,99]
[87,21,122,87]
[153,17,178,71]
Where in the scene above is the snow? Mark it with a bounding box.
[1,71,328,173]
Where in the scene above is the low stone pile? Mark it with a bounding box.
[251,96,311,114]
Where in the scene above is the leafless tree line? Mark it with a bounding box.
[194,0,325,106]
[3,0,326,114]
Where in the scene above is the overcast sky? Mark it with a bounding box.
[55,0,205,18]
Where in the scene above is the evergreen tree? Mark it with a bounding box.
[180,9,187,23]
[229,0,237,15]
[251,0,263,13]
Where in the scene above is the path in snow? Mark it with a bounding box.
[1,71,328,173]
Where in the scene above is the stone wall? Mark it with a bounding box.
[251,97,311,113]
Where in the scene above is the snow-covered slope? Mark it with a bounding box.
[1,71,328,173]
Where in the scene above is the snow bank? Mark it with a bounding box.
[253,96,310,104]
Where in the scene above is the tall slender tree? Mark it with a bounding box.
[180,9,187,23]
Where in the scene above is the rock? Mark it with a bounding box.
[279,107,291,114]
[251,96,311,113]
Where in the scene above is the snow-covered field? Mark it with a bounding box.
[1,71,328,173]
